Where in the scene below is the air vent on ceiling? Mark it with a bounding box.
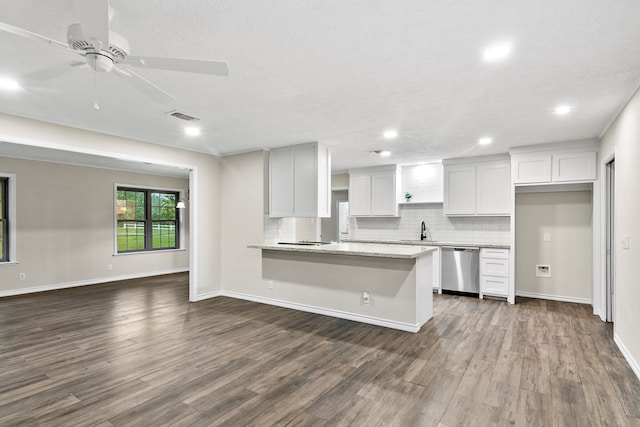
[165,110,200,121]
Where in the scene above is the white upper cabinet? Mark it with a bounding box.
[511,154,552,184]
[349,174,372,216]
[348,165,400,217]
[443,156,511,216]
[476,161,511,215]
[269,142,331,218]
[401,163,443,203]
[443,164,476,215]
[552,152,596,182]
[511,140,597,185]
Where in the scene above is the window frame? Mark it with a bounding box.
[114,184,183,254]
[0,173,16,264]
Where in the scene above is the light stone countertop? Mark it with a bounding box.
[248,242,438,259]
[344,239,510,249]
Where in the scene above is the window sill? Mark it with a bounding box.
[112,248,187,256]
[0,261,19,267]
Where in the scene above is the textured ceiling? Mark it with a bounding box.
[1,0,640,173]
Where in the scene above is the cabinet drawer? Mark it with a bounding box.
[481,276,508,296]
[480,248,509,259]
[481,258,509,277]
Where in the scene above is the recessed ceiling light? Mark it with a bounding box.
[383,129,398,139]
[482,43,512,62]
[371,150,391,157]
[478,137,493,145]
[0,77,20,91]
[554,105,572,115]
[184,127,201,136]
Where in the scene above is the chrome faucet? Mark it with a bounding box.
[420,221,431,241]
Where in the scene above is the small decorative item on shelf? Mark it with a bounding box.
[405,192,412,202]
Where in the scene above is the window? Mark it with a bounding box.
[0,177,8,262]
[116,187,180,253]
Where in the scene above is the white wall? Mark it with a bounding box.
[0,157,189,294]
[331,173,349,189]
[514,191,592,303]
[600,87,640,378]
[0,113,222,298]
[220,151,266,294]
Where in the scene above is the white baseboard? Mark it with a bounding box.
[220,290,421,333]
[614,333,640,382]
[515,291,591,305]
[192,290,223,301]
[0,268,189,298]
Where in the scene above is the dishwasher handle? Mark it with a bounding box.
[442,246,479,251]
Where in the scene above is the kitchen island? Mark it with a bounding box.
[248,242,437,332]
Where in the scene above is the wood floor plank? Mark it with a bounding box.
[1,274,639,426]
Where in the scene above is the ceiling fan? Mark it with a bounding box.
[0,0,228,106]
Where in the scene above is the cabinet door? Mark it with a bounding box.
[349,175,372,216]
[552,152,596,182]
[269,148,294,217]
[444,164,476,215]
[480,258,509,277]
[293,144,317,216]
[476,162,511,215]
[511,154,552,184]
[371,171,398,216]
[481,276,509,296]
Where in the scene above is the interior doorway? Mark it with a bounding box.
[320,190,348,241]
[605,158,615,322]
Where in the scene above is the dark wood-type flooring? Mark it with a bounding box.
[1,272,640,426]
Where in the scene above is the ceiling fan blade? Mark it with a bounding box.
[113,66,177,103]
[72,0,110,50]
[0,21,72,52]
[122,56,229,76]
[24,61,88,81]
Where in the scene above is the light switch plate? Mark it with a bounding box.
[543,233,551,241]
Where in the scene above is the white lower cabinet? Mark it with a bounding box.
[432,247,440,292]
[480,248,509,298]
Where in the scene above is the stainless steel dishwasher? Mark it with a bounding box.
[441,246,480,295]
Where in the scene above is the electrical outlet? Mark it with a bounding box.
[543,233,551,242]
[362,291,370,304]
[19,273,26,281]
[107,264,113,271]
[268,280,274,289]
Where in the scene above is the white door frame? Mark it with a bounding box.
[594,150,616,321]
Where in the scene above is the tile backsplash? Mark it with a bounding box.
[263,215,296,243]
[350,203,510,244]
